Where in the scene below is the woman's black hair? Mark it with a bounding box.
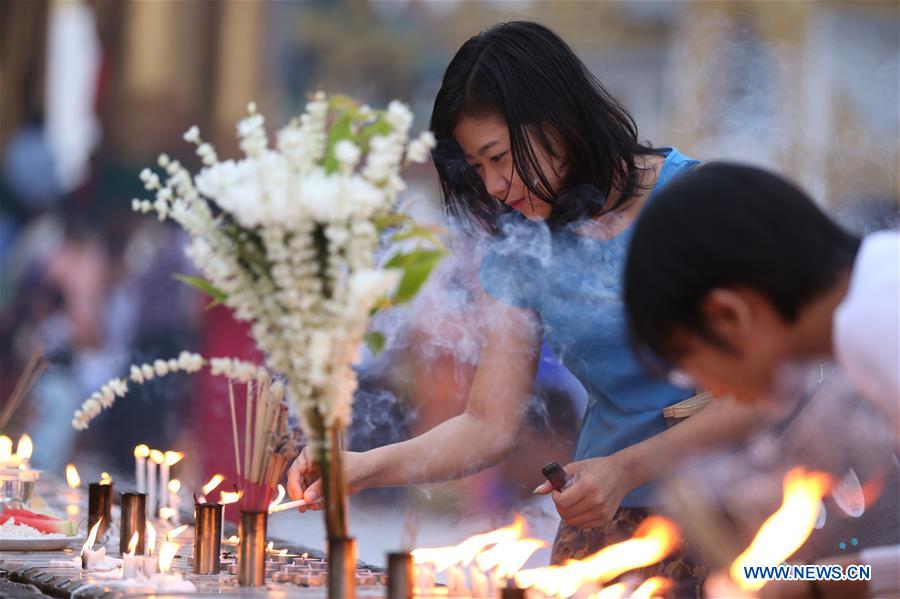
[430,21,658,232]
[624,162,862,367]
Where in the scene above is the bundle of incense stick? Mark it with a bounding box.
[0,348,46,429]
[226,379,297,512]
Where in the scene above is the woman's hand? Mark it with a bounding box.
[533,453,638,529]
[286,447,367,513]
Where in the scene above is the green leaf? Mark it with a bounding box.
[359,118,392,150]
[364,331,385,357]
[390,225,447,250]
[172,274,227,308]
[385,249,446,304]
[373,212,412,232]
[323,111,355,174]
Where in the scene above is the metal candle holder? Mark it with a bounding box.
[88,482,113,542]
[238,510,267,586]
[120,492,146,555]
[387,552,414,599]
[193,502,223,574]
[328,536,357,598]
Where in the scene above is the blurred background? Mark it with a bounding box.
[1,0,898,562]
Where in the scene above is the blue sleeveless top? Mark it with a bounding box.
[479,148,700,506]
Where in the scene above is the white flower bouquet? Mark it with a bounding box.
[72,93,445,543]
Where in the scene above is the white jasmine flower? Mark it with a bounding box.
[183,126,200,144]
[334,140,361,168]
[130,365,144,384]
[142,364,155,380]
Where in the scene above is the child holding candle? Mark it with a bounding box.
[622,162,899,599]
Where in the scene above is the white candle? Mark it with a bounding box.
[82,546,106,569]
[158,451,183,515]
[159,464,169,512]
[416,563,436,595]
[166,479,182,525]
[147,450,163,519]
[141,555,158,576]
[122,553,140,578]
[134,445,149,493]
[446,564,467,595]
[81,518,105,570]
[470,567,490,598]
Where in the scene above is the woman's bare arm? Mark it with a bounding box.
[287,293,543,502]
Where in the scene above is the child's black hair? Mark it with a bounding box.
[624,162,861,365]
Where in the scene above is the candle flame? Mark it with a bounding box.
[158,540,179,573]
[16,434,33,460]
[126,531,140,556]
[159,507,178,520]
[267,541,274,552]
[66,464,81,488]
[99,472,112,485]
[168,478,181,493]
[167,524,189,540]
[225,535,240,544]
[476,537,546,579]
[164,450,184,466]
[149,449,164,464]
[301,552,308,559]
[81,518,102,555]
[134,444,150,458]
[515,516,679,597]
[66,505,80,517]
[593,583,628,599]
[631,577,672,599]
[267,484,286,513]
[146,521,157,557]
[201,474,225,495]
[413,514,527,571]
[730,467,833,591]
[220,490,242,505]
[0,435,12,463]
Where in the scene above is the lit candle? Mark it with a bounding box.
[122,531,141,578]
[65,463,81,505]
[145,521,157,557]
[158,451,183,514]
[219,489,241,543]
[201,473,224,497]
[15,434,33,468]
[446,564,467,595]
[470,567,490,598]
[166,479,182,524]
[417,563,436,596]
[150,539,197,591]
[147,449,163,519]
[81,518,105,570]
[0,435,20,467]
[134,444,149,493]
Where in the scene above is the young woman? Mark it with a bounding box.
[289,20,763,581]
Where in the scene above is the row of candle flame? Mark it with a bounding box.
[55,446,833,596]
[394,467,830,598]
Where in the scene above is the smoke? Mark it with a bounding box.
[660,362,900,568]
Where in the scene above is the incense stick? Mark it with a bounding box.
[244,381,253,485]
[0,348,46,429]
[227,381,241,478]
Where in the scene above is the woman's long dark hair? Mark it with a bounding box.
[430,21,658,232]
